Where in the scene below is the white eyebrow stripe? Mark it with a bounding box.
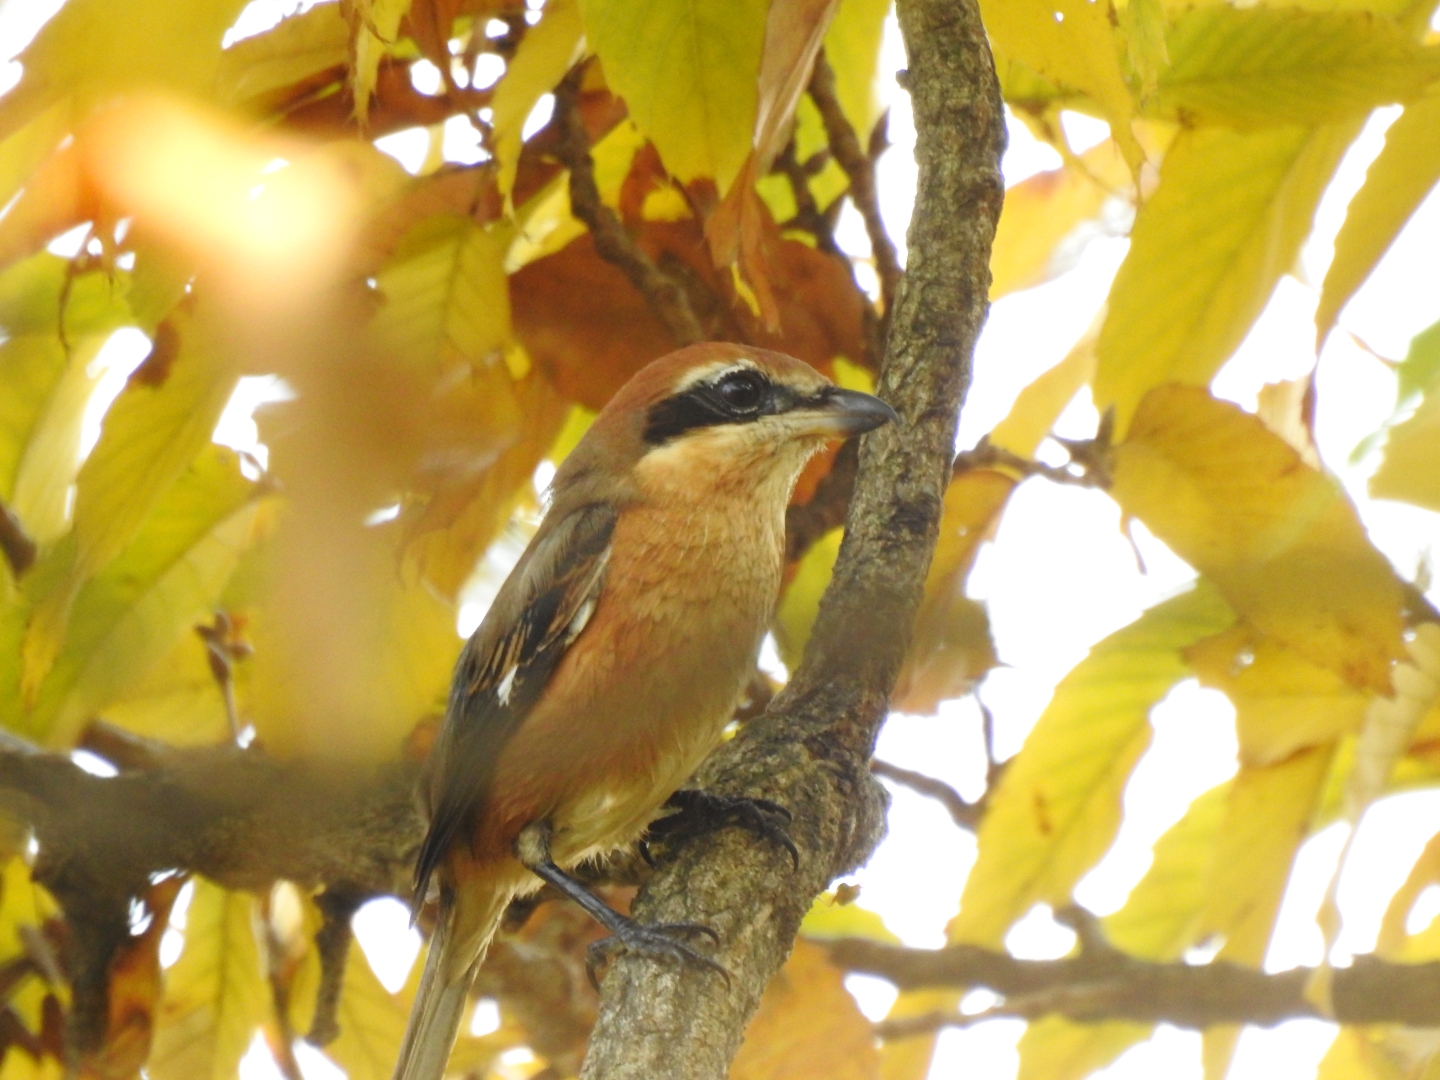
[669,359,757,393]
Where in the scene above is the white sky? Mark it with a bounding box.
[7,0,1440,1077]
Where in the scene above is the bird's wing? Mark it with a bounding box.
[413,501,616,906]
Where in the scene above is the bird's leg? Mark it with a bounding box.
[640,789,799,869]
[514,822,730,990]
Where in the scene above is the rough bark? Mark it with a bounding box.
[576,0,1006,1076]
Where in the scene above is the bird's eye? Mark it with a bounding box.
[714,370,766,414]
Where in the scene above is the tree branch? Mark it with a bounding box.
[809,49,903,318]
[870,759,981,830]
[831,936,1440,1030]
[578,0,1004,1075]
[552,67,704,347]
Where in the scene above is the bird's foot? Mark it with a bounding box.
[584,917,729,990]
[640,789,799,869]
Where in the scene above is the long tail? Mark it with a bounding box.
[391,883,511,1080]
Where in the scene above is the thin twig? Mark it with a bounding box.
[832,936,1440,1031]
[552,68,704,346]
[870,760,980,830]
[809,48,902,317]
[776,140,840,257]
[952,438,1108,489]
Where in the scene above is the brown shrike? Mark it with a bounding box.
[393,343,896,1080]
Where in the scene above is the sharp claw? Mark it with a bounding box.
[582,918,729,989]
[643,791,800,869]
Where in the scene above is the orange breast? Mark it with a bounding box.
[469,493,785,864]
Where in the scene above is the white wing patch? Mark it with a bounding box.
[496,664,518,705]
[565,595,597,646]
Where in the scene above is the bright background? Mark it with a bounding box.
[5,1,1440,1078]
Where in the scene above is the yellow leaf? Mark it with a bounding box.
[1121,0,1168,100]
[989,323,1100,458]
[375,214,513,370]
[217,4,351,108]
[1347,624,1440,819]
[100,632,233,746]
[1111,386,1406,694]
[1316,1028,1405,1080]
[1157,7,1440,130]
[978,0,1142,168]
[775,526,843,669]
[1017,1018,1153,1080]
[0,0,249,139]
[1185,626,1368,767]
[1319,94,1440,347]
[493,0,586,201]
[21,446,274,745]
[731,939,880,1080]
[348,0,413,123]
[1377,831,1440,958]
[821,0,891,141]
[990,141,1128,300]
[323,941,414,1080]
[951,581,1235,947]
[1197,745,1335,965]
[800,895,900,944]
[579,0,768,192]
[150,881,270,1080]
[1095,122,1360,432]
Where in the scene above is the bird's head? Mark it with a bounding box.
[555,343,897,504]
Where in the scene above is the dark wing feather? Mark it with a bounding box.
[412,502,616,906]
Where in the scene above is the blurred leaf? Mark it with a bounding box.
[775,527,843,668]
[1318,89,1440,344]
[99,632,233,746]
[85,877,185,1080]
[0,0,249,139]
[1095,122,1359,432]
[0,261,134,543]
[951,582,1235,947]
[1186,626,1367,767]
[1371,345,1440,512]
[1377,830,1440,958]
[1197,745,1334,964]
[990,328,1099,458]
[493,0,585,200]
[1111,386,1406,694]
[580,0,768,192]
[990,141,1129,300]
[149,880,269,1080]
[1017,1019,1153,1080]
[1347,624,1440,821]
[1121,0,1168,100]
[977,0,1142,168]
[753,0,840,175]
[22,315,239,704]
[821,0,891,141]
[800,894,900,944]
[1316,1028,1405,1080]
[217,4,351,108]
[1397,318,1440,406]
[401,368,570,600]
[19,446,273,745]
[348,0,415,122]
[375,213,512,370]
[322,941,414,1080]
[1157,8,1440,130]
[0,104,69,218]
[512,221,866,408]
[731,939,880,1080]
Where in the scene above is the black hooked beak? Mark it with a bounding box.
[792,386,899,438]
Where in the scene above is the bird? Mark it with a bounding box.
[392,341,897,1080]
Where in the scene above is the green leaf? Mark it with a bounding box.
[1095,121,1360,432]
[1157,7,1440,130]
[375,213,512,369]
[18,446,273,745]
[1397,317,1440,406]
[580,0,768,192]
[1317,89,1440,344]
[150,880,270,1080]
[950,582,1236,947]
[1111,386,1407,694]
